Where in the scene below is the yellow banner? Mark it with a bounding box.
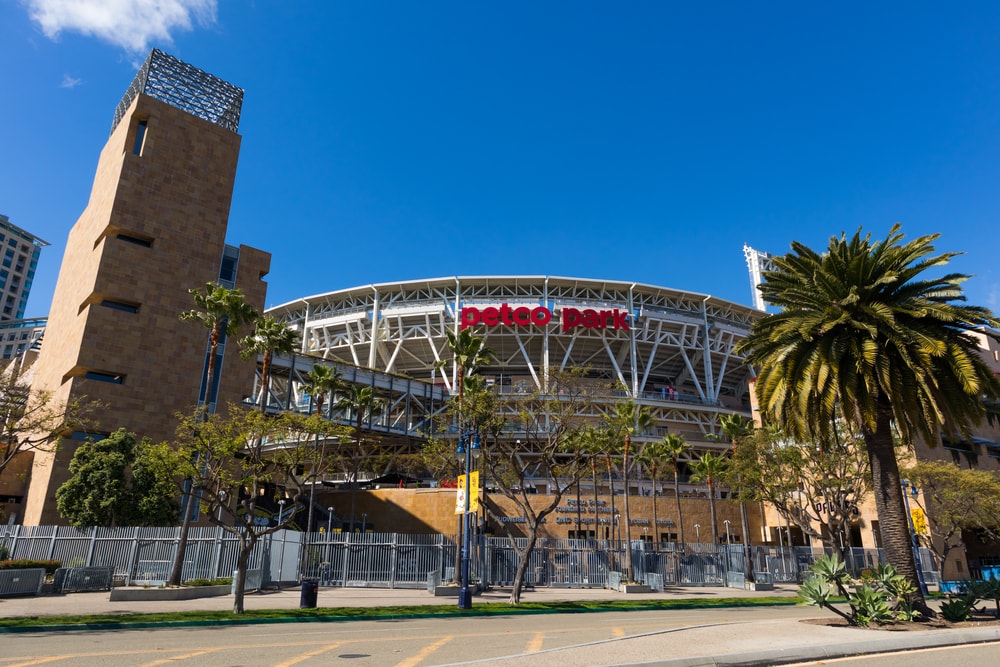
[911,507,928,535]
[454,471,480,514]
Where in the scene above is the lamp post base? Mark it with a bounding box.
[458,587,473,610]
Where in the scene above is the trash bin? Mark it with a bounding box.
[300,578,319,608]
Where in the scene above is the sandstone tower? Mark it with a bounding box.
[23,49,270,524]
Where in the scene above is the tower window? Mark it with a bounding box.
[116,233,152,247]
[85,371,125,384]
[100,299,140,314]
[132,120,148,156]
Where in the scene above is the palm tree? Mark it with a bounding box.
[239,316,300,411]
[689,451,730,545]
[301,364,343,537]
[608,399,653,580]
[635,439,668,544]
[719,413,755,581]
[660,433,692,545]
[437,328,494,580]
[336,385,383,531]
[304,364,342,419]
[170,283,259,587]
[180,283,260,411]
[436,328,495,423]
[738,225,1000,610]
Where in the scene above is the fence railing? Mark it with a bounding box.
[0,525,939,590]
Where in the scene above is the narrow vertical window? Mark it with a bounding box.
[132,120,148,156]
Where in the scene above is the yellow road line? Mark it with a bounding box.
[526,631,545,652]
[612,626,626,637]
[394,635,454,667]
[4,657,68,667]
[271,642,344,667]
[142,648,222,666]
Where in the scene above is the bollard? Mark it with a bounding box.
[299,578,319,608]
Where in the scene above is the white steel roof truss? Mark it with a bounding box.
[678,342,706,402]
[512,331,541,390]
[599,331,628,389]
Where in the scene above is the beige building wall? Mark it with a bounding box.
[23,91,269,525]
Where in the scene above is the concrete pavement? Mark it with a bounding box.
[2,584,999,666]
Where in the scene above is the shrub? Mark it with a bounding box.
[797,555,921,627]
[940,596,975,622]
[183,577,233,587]
[0,544,9,560]
[0,559,62,575]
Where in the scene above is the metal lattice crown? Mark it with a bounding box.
[111,49,244,136]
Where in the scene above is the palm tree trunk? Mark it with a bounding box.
[168,331,221,587]
[865,407,928,611]
[707,481,720,545]
[650,466,658,547]
[623,434,634,581]
[673,462,685,546]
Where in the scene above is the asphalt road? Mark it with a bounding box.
[783,642,1000,666]
[0,605,822,667]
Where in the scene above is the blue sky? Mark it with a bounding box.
[2,1,998,318]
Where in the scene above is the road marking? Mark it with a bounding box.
[142,648,222,666]
[526,632,545,652]
[272,642,344,667]
[612,626,626,637]
[4,658,67,667]
[394,635,454,667]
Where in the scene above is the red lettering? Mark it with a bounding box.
[531,306,551,326]
[482,307,499,326]
[460,307,481,330]
[582,309,599,327]
[500,303,514,325]
[613,310,630,330]
[562,308,581,332]
[513,307,531,325]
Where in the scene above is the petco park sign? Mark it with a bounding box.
[460,304,630,333]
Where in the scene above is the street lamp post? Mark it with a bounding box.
[361,512,368,533]
[724,519,732,545]
[216,490,226,524]
[277,499,287,582]
[327,507,334,536]
[694,523,701,551]
[456,430,481,610]
[901,480,928,597]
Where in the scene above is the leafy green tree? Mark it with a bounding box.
[475,371,595,603]
[606,398,653,580]
[729,425,870,551]
[0,372,88,485]
[156,407,339,613]
[738,225,1000,610]
[659,433,693,544]
[902,460,1000,569]
[239,316,300,411]
[56,429,178,527]
[689,451,729,544]
[171,283,260,586]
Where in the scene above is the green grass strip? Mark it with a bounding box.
[0,596,797,632]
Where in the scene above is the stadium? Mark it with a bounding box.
[260,275,764,540]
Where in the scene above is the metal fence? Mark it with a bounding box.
[0,525,939,591]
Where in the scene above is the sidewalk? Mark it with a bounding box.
[2,584,999,667]
[0,582,798,617]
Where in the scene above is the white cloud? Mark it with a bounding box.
[25,0,217,53]
[60,74,82,88]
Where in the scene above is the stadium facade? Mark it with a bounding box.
[263,276,770,542]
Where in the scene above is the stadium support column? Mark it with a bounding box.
[629,284,638,397]
[368,287,380,369]
[542,275,550,393]
[701,296,715,402]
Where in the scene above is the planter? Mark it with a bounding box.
[618,583,652,594]
[110,584,231,601]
